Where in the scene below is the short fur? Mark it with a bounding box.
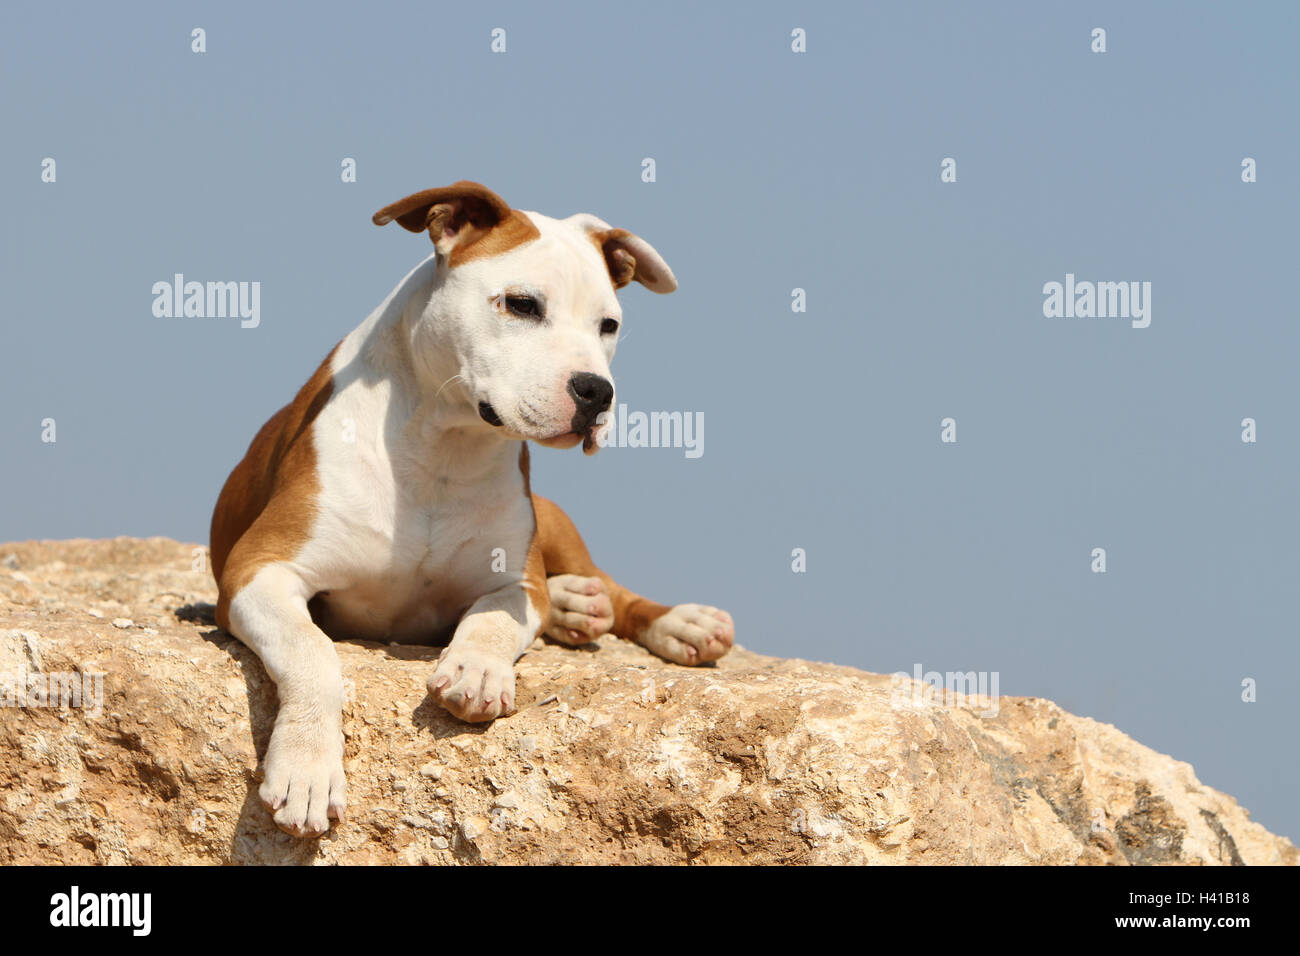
[210,182,734,836]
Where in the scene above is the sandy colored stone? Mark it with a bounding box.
[0,537,1293,866]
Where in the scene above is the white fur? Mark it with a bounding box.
[226,210,669,836]
[298,212,624,640]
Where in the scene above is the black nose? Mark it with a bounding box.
[567,372,614,431]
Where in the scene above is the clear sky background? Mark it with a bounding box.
[2,1,1296,841]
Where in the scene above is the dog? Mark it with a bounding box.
[209,181,735,836]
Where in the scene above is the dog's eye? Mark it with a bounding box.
[600,318,620,336]
[505,295,541,318]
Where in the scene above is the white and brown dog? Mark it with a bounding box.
[210,181,735,837]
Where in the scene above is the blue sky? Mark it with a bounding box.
[2,1,1297,840]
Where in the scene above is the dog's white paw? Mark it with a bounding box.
[640,604,735,665]
[428,645,517,722]
[545,574,614,645]
[259,710,346,838]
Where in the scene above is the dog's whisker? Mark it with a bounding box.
[434,374,465,400]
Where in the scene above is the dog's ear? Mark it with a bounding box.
[572,215,677,294]
[372,182,533,260]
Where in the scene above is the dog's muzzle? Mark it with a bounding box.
[478,401,504,427]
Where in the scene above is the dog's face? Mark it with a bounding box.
[374,182,676,454]
[440,213,626,453]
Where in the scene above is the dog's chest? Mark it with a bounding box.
[308,436,535,643]
[299,365,539,642]
[312,494,533,642]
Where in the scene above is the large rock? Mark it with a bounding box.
[0,538,1292,865]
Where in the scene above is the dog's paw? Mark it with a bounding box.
[259,711,346,838]
[545,574,614,645]
[640,604,735,665]
[428,645,517,722]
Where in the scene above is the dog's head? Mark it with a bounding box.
[373,181,676,454]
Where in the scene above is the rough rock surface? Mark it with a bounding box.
[0,537,1292,866]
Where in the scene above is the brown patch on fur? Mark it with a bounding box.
[587,227,638,289]
[449,209,540,266]
[517,444,551,637]
[585,226,677,293]
[372,181,540,267]
[531,494,671,643]
[209,346,338,629]
[373,181,511,232]
[522,529,550,641]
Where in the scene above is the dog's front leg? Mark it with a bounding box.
[225,564,346,837]
[428,582,543,723]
